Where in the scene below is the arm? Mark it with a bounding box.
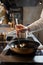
[15,9,43,33]
[27,9,43,32]
[28,18,43,32]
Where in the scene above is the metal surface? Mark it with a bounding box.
[1,39,16,55]
[1,33,42,55]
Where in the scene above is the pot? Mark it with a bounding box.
[10,38,40,55]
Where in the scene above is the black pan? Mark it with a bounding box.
[10,38,40,55]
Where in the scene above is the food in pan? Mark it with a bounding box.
[10,39,40,54]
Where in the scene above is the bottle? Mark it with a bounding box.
[11,13,15,28]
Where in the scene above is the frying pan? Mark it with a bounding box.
[10,38,40,55]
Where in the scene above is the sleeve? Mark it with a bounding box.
[28,17,43,32]
[40,9,43,18]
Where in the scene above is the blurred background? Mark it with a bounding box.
[0,0,43,52]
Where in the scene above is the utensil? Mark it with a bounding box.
[10,38,40,55]
[15,18,20,44]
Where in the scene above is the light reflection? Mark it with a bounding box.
[33,56,43,62]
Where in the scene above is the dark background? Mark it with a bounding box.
[1,0,41,10]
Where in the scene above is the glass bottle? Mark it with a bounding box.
[11,13,15,28]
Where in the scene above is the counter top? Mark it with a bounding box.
[0,54,43,63]
[0,27,14,33]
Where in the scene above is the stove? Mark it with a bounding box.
[0,33,43,64]
[5,49,43,56]
[1,49,43,64]
[1,33,43,57]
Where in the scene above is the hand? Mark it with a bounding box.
[15,24,28,36]
[15,24,27,32]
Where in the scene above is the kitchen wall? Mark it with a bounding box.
[23,2,43,44]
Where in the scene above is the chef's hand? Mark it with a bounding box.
[15,24,30,36]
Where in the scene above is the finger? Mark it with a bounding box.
[19,28,27,32]
[15,24,25,29]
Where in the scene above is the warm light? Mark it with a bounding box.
[39,0,42,5]
[8,22,12,27]
[8,22,11,25]
[0,20,2,24]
